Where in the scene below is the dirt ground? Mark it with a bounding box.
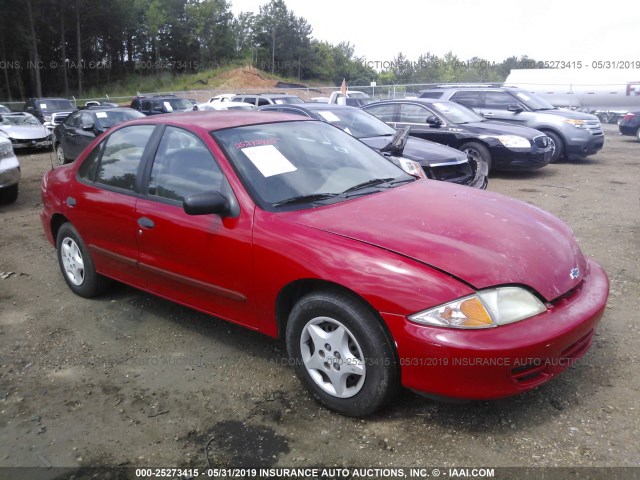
[0,124,639,476]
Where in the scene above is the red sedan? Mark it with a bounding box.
[40,112,609,416]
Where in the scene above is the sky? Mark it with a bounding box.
[229,0,637,68]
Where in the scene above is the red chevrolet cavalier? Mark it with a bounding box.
[40,112,609,416]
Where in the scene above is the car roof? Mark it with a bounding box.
[236,93,301,98]
[119,110,312,132]
[365,98,451,106]
[82,107,138,113]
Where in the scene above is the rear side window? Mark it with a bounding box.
[364,103,397,122]
[419,92,443,99]
[484,92,516,109]
[450,91,482,108]
[94,125,155,191]
[399,104,431,123]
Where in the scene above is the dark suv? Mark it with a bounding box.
[23,97,76,128]
[419,85,604,162]
[231,94,304,107]
[130,95,194,115]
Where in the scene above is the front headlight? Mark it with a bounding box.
[397,157,427,179]
[408,287,547,329]
[497,135,531,149]
[0,141,13,159]
[563,119,587,129]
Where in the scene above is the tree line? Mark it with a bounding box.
[0,0,542,100]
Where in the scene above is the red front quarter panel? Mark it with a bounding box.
[251,209,475,338]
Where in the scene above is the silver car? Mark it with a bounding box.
[0,136,20,203]
[0,112,52,150]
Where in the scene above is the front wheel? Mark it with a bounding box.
[636,127,640,143]
[56,223,109,297]
[460,142,492,176]
[542,131,564,163]
[286,290,399,417]
[0,184,18,204]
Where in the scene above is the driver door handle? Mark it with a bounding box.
[137,217,155,229]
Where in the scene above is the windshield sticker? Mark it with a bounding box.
[163,101,173,112]
[235,138,278,149]
[95,112,108,118]
[242,145,297,177]
[40,103,47,109]
[317,111,341,122]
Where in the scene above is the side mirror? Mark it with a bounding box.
[82,123,95,132]
[183,191,230,216]
[426,115,442,127]
[507,104,524,113]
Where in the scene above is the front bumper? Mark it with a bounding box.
[0,155,21,188]
[10,139,52,149]
[618,124,639,136]
[565,134,605,159]
[490,144,552,171]
[382,258,609,400]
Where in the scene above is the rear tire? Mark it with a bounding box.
[0,184,18,204]
[636,127,640,143]
[543,130,564,163]
[286,290,399,417]
[55,143,67,165]
[56,223,109,297]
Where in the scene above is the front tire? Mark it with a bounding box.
[286,290,399,417]
[636,127,640,143]
[460,142,492,175]
[543,130,564,163]
[56,223,108,297]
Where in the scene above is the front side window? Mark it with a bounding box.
[64,111,82,127]
[148,127,223,202]
[94,125,155,191]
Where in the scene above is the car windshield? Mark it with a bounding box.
[429,101,485,124]
[273,97,304,104]
[212,120,413,211]
[1,114,41,126]
[94,110,145,129]
[39,99,75,112]
[312,108,396,138]
[514,91,556,111]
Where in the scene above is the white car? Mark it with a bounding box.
[0,136,19,203]
[207,93,236,103]
[0,112,52,150]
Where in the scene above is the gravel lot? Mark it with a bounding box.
[0,124,638,477]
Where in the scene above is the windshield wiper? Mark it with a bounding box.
[343,177,395,194]
[272,192,340,207]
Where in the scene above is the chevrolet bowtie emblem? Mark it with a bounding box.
[570,267,580,280]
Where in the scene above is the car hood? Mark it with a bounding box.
[533,108,599,121]
[1,125,49,139]
[360,135,468,165]
[462,121,545,138]
[285,180,586,302]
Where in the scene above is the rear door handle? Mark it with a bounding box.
[483,112,494,118]
[137,217,155,229]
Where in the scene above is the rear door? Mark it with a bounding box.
[134,126,257,327]
[66,124,157,287]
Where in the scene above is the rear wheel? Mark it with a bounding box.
[56,223,109,297]
[286,290,399,417]
[543,130,564,163]
[55,143,66,165]
[636,127,640,143]
[460,142,492,176]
